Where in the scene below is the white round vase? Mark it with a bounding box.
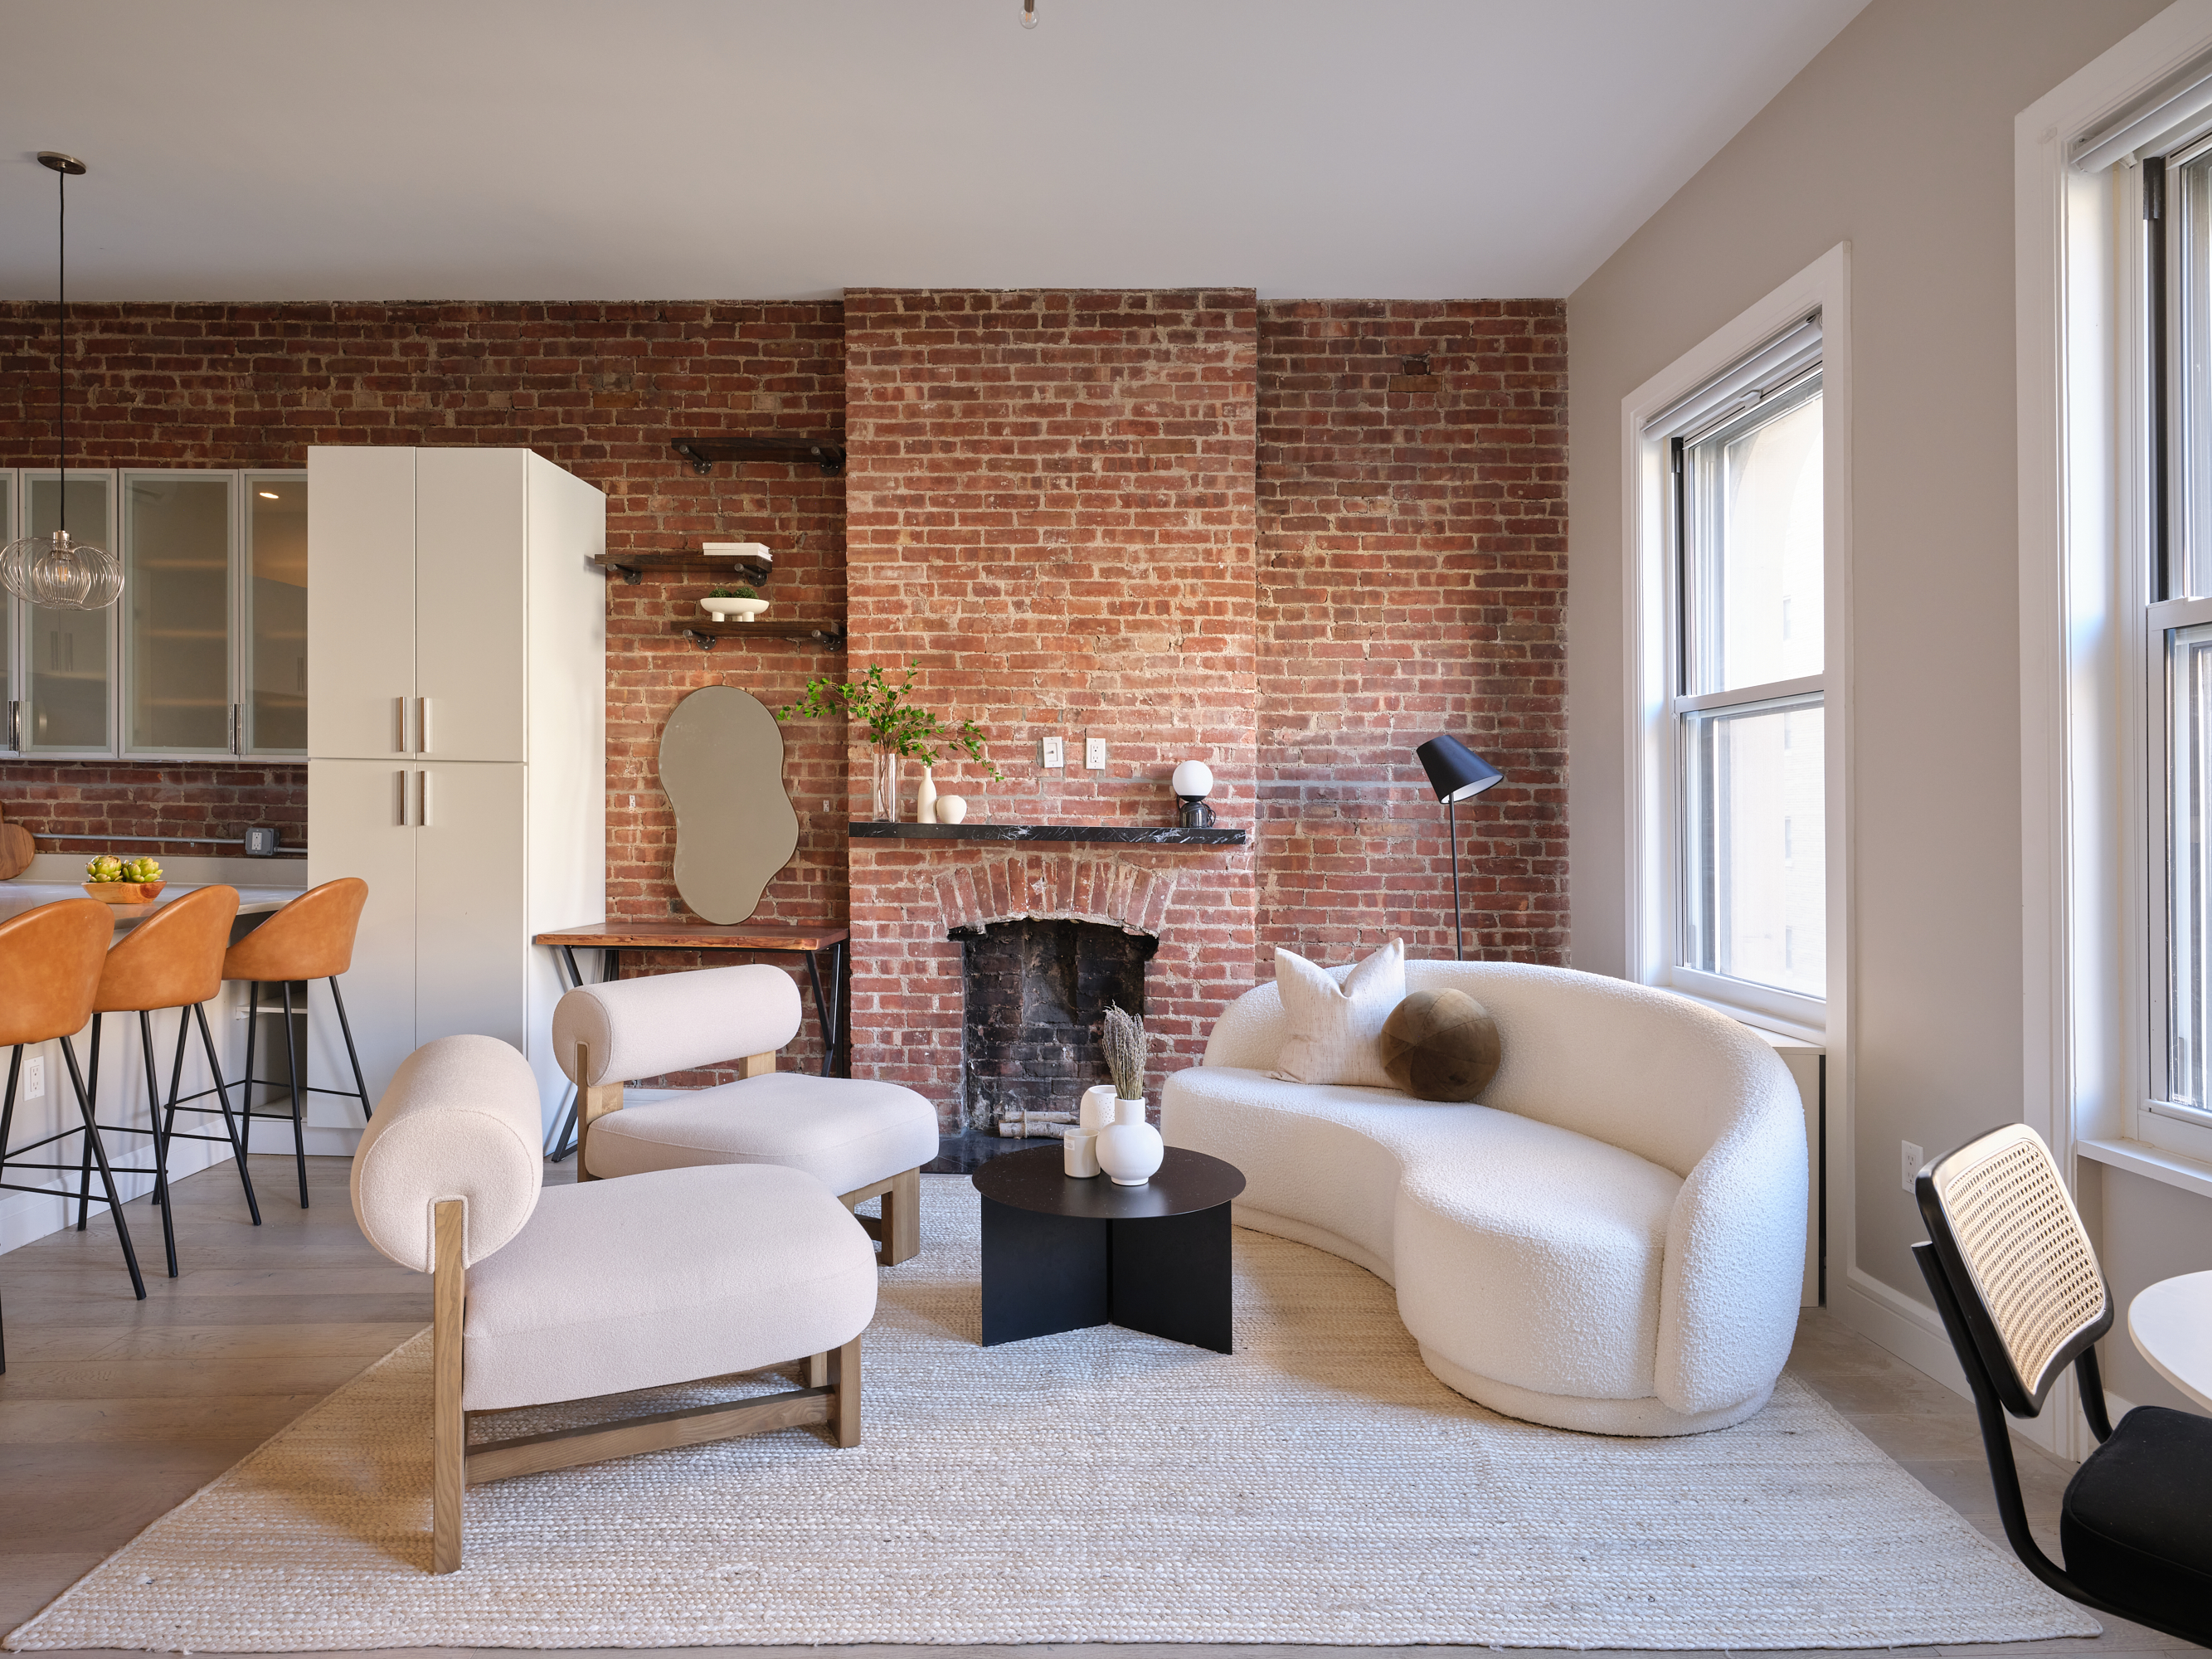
[1096,1097,1164,1186]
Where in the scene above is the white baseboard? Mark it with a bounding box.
[1832,1267,1971,1399]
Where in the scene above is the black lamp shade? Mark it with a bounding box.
[1416,735,1503,804]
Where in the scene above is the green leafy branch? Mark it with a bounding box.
[776,660,1006,779]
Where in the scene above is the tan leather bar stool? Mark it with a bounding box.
[75,886,260,1279]
[0,898,146,1320]
[221,878,372,1209]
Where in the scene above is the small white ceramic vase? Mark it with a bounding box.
[1078,1084,1117,1132]
[915,766,937,826]
[1063,1128,1101,1178]
[1096,1097,1164,1186]
[935,794,969,825]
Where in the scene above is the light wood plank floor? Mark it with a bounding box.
[0,1156,2191,1657]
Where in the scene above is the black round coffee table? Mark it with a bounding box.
[972,1146,1246,1352]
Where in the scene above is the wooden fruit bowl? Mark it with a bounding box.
[85,880,164,905]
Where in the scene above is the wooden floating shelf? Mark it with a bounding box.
[672,436,847,478]
[594,552,774,586]
[674,620,846,652]
[848,822,1247,846]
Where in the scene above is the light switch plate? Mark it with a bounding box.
[1085,737,1106,771]
[1901,1141,1923,1194]
[1040,737,1065,769]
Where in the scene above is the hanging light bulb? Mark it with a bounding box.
[1021,0,1037,26]
[0,152,122,611]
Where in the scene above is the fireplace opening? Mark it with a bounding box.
[954,918,1157,1132]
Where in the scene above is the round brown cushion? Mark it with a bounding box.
[1378,989,1500,1103]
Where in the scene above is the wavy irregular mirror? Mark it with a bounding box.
[659,685,800,925]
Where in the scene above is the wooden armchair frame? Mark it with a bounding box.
[429,1196,861,1574]
[570,1039,922,1266]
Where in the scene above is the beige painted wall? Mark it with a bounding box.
[1566,0,2168,1322]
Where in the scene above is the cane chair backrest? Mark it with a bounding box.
[1914,1123,2110,1417]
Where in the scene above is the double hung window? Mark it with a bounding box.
[1656,320,1827,1024]
[2148,137,2212,1154]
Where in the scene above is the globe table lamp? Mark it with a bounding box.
[1415,736,1503,961]
[1172,760,1215,828]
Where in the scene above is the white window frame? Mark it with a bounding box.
[2019,0,2212,1462]
[1622,244,1853,1048]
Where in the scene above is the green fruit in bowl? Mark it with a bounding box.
[85,855,124,882]
[124,857,162,883]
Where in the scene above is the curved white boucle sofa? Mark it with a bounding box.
[1160,960,1806,1436]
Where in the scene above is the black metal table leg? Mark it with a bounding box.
[561,945,583,990]
[1111,1202,1234,1353]
[980,1197,1111,1346]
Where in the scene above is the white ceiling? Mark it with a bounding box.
[2,0,1868,304]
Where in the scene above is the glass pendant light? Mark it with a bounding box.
[0,153,123,611]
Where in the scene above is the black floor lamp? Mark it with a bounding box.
[1415,736,1504,961]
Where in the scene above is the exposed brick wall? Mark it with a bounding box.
[0,293,1569,1106]
[0,299,848,1074]
[1257,300,1568,970]
[844,289,1260,1125]
[0,761,305,859]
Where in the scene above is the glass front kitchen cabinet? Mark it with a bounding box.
[1,469,307,760]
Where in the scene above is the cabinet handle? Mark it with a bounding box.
[394,696,409,753]
[416,769,430,828]
[229,703,241,756]
[394,770,407,827]
[5,700,17,752]
[417,697,431,754]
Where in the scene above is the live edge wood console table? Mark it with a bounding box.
[532,921,849,1163]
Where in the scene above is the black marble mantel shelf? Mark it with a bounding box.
[848,822,1247,847]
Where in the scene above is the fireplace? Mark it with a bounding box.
[956,918,1157,1132]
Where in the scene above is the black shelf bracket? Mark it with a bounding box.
[673,436,848,477]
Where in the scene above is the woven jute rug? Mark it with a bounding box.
[8,1177,2097,1651]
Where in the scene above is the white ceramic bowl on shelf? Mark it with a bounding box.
[699,596,771,622]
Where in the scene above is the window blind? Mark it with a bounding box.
[2073,46,2212,173]
[1641,316,1821,441]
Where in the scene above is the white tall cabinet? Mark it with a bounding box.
[306,448,605,1137]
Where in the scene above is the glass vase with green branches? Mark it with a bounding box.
[778,661,1004,821]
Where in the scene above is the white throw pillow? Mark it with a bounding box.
[1271,938,1406,1089]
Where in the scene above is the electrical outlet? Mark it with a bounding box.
[22,1056,43,1102]
[1040,736,1065,769]
[1085,737,1106,771]
[1902,1141,1923,1195]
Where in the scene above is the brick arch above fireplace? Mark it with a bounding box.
[932,854,1179,940]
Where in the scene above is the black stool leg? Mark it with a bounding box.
[58,1036,143,1301]
[191,1004,259,1226]
[159,1007,190,1205]
[238,980,260,1162]
[326,977,372,1122]
[280,980,307,1209]
[139,1010,177,1278]
[75,1012,101,1233]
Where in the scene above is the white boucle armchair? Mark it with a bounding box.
[352,1034,879,1573]
[1160,960,1806,1436]
[552,964,939,1265]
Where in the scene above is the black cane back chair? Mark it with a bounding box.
[1913,1122,2212,1643]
